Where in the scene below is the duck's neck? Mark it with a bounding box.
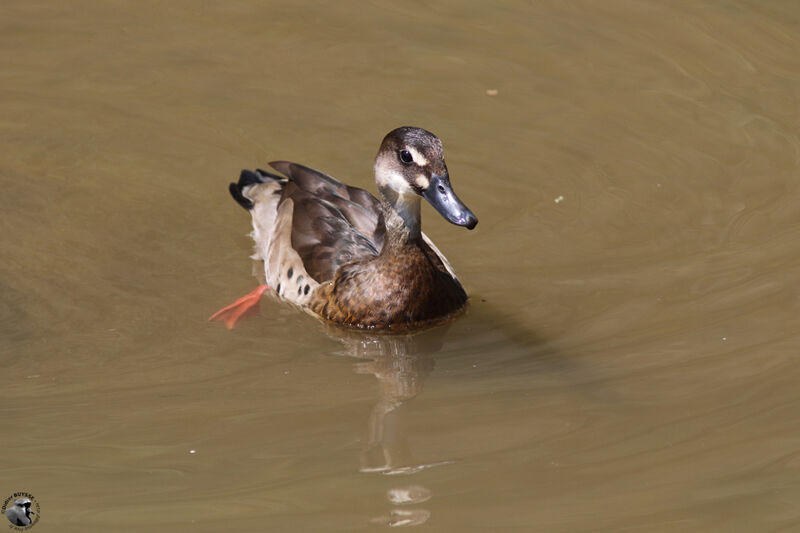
[378,186,422,252]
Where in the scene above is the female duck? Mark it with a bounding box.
[210,126,478,330]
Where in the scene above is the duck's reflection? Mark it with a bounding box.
[323,324,453,527]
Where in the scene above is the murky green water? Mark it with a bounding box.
[2,1,800,531]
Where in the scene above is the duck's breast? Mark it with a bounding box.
[310,246,467,329]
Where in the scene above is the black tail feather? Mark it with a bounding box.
[229,181,253,210]
[255,168,285,180]
[228,169,279,210]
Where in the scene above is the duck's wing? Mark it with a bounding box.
[269,161,385,283]
[269,161,383,241]
[421,233,461,284]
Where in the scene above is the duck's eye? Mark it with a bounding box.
[398,150,413,164]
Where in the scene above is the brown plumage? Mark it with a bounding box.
[213,126,478,330]
[309,239,469,329]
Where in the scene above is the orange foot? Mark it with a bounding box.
[208,285,270,329]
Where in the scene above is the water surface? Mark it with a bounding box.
[2,1,800,531]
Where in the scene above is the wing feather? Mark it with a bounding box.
[268,161,385,283]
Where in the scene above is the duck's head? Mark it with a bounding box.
[374,126,478,230]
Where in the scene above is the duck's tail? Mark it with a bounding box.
[229,168,286,210]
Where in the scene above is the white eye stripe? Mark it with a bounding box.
[406,147,429,166]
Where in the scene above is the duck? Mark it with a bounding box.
[209,126,478,330]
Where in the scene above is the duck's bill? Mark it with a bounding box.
[422,173,478,229]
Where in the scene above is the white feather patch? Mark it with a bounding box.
[407,147,428,166]
[376,168,414,195]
